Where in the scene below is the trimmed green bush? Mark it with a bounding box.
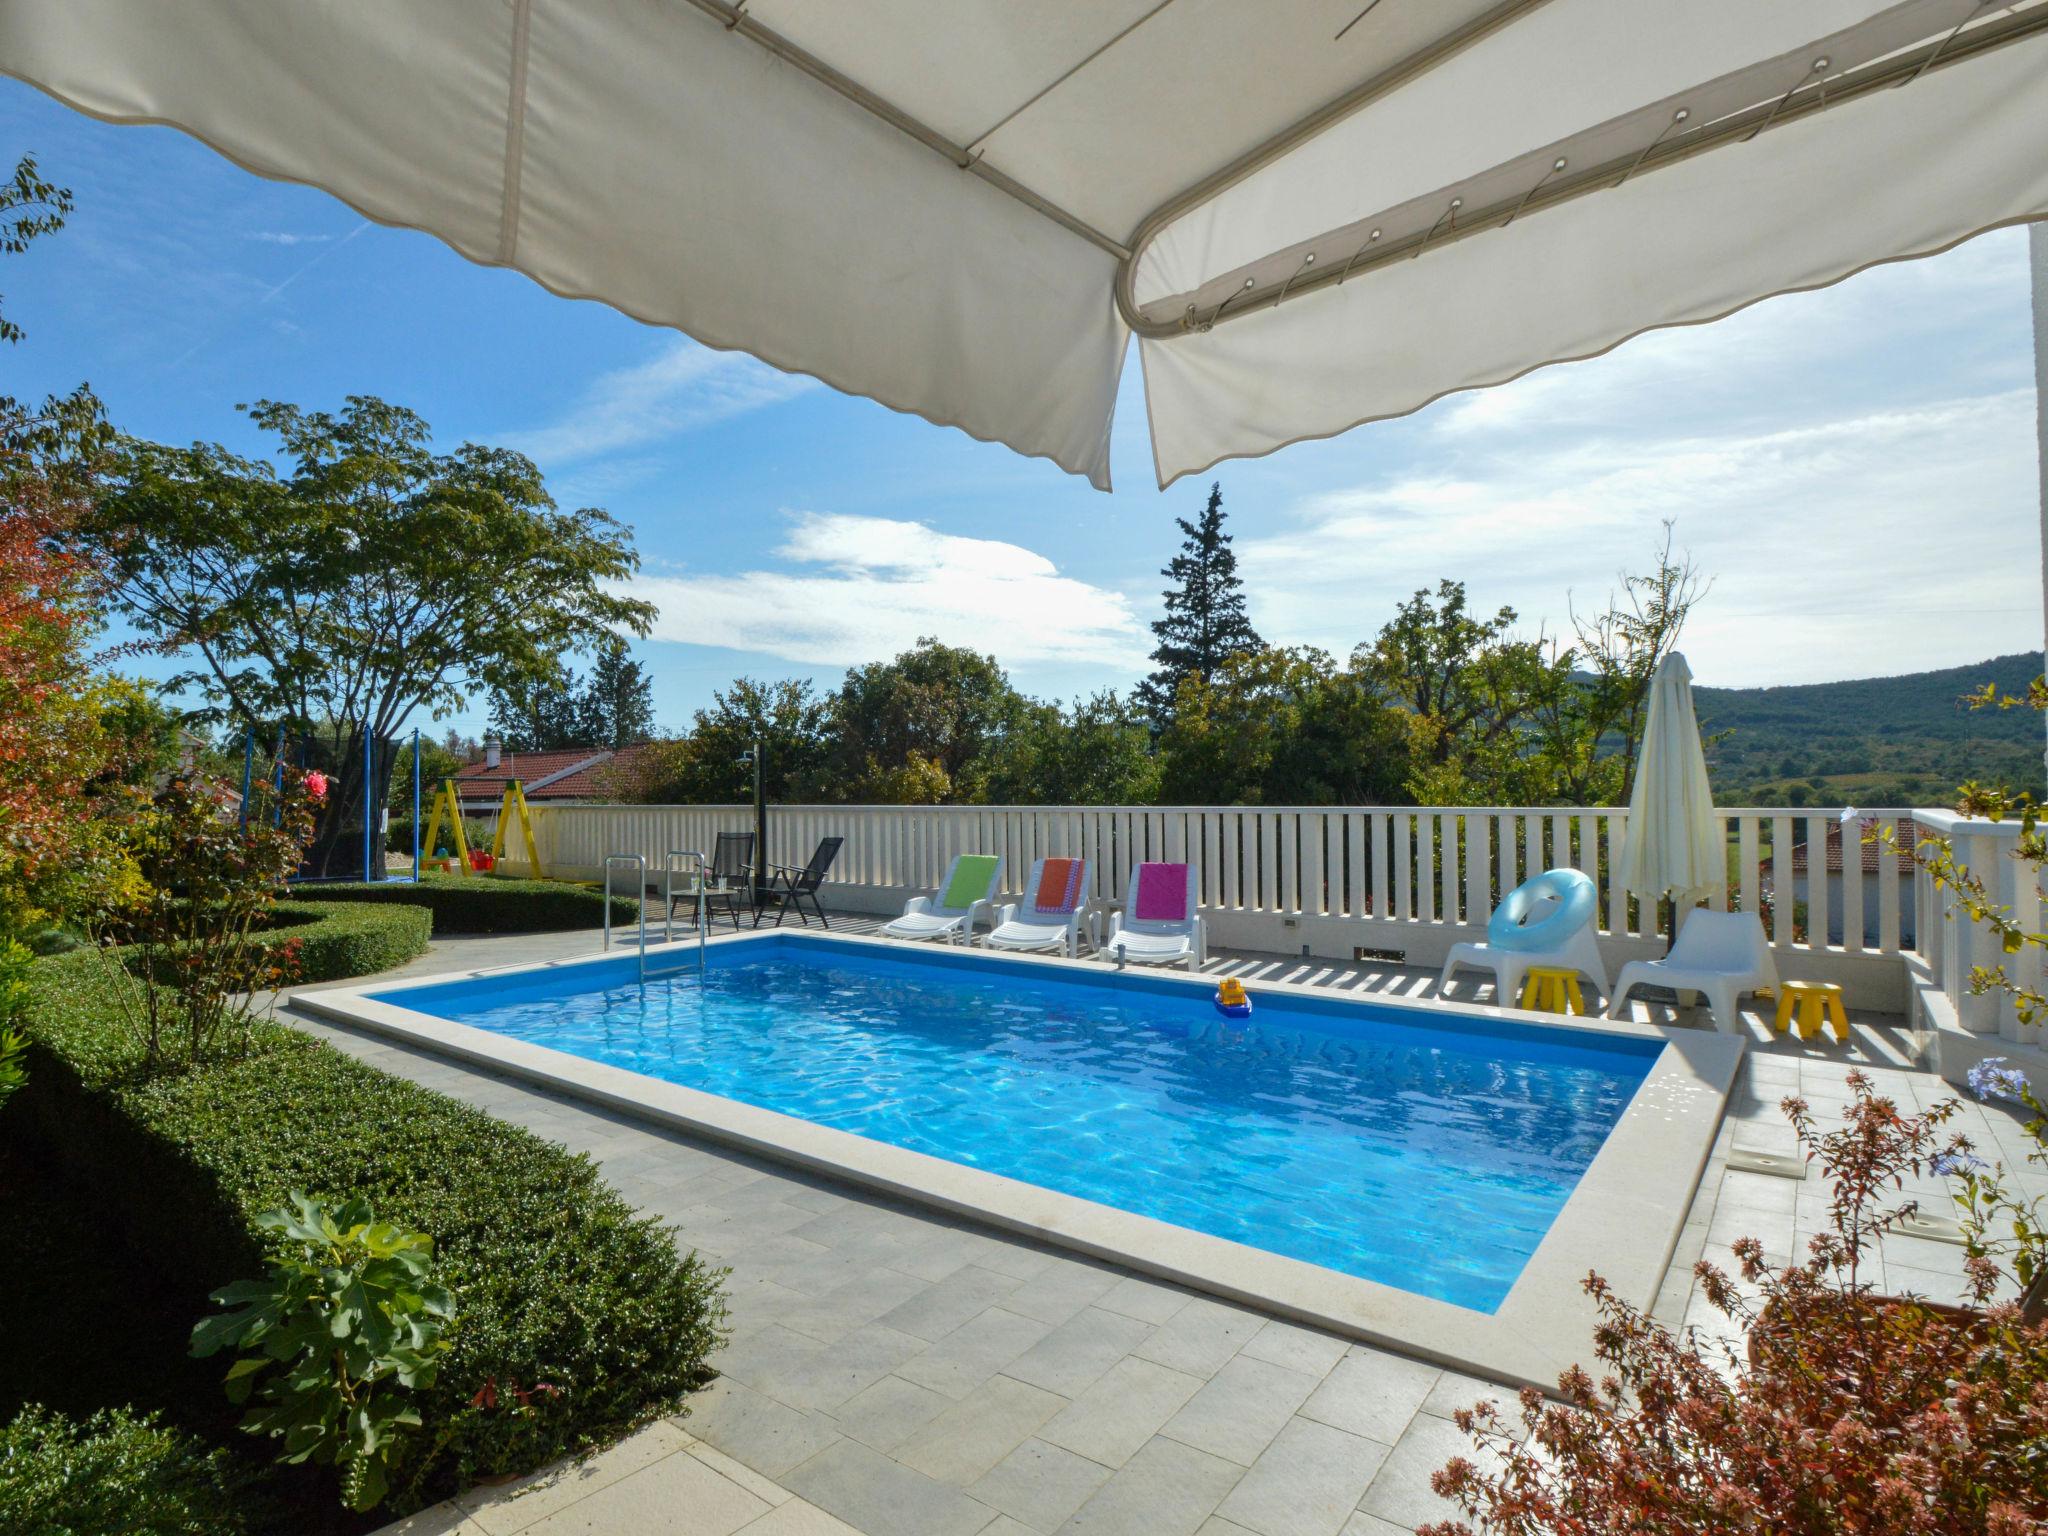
[290,874,638,935]
[258,900,433,982]
[0,1405,261,1536]
[14,952,726,1513]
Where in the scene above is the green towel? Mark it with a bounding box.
[941,855,999,909]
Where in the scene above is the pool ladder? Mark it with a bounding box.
[602,851,711,981]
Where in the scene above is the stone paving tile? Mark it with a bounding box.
[377,1507,485,1536]
[515,1449,771,1536]
[1213,1418,1391,1536]
[1036,1352,1204,1471]
[1093,1273,1195,1325]
[679,1379,843,1480]
[1061,1435,1245,1536]
[773,1322,930,1413]
[739,1500,865,1536]
[784,1438,998,1536]
[758,1268,932,1347]
[1131,1296,1264,1379]
[1002,1305,1156,1398]
[880,1264,1028,1342]
[1355,1410,1495,1532]
[1340,1513,1414,1536]
[1195,1521,1259,1536]
[717,1325,833,1398]
[828,1373,955,1455]
[1000,1261,1124,1325]
[897,1308,1055,1400]
[897,1374,1069,1486]
[465,1422,691,1535]
[969,1439,1113,1532]
[676,1436,793,1508]
[1160,1355,1320,1467]
[1237,1318,1350,1379]
[1299,1347,1440,1445]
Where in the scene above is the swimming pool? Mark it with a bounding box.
[373,934,1663,1312]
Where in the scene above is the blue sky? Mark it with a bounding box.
[5,78,2041,741]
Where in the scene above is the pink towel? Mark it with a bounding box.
[1033,858,1085,915]
[1134,863,1189,922]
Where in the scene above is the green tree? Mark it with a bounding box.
[1364,579,1546,801]
[579,638,655,749]
[827,638,1029,803]
[1135,482,1263,725]
[1562,521,1708,801]
[1157,647,1410,805]
[620,676,831,804]
[978,690,1160,805]
[89,396,654,876]
[0,154,72,345]
[486,674,582,752]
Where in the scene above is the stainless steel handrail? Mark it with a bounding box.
[663,849,709,974]
[602,853,649,980]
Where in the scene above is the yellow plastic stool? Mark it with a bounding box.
[1519,966,1588,1016]
[1774,980,1849,1043]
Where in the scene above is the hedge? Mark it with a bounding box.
[289,874,639,935]
[259,900,433,982]
[0,1406,263,1536]
[12,951,726,1514]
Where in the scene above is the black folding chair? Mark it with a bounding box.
[671,831,756,930]
[751,836,843,928]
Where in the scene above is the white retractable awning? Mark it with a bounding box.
[5,0,2047,489]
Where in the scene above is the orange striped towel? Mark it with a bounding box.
[1033,858,1085,915]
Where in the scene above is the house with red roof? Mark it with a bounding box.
[452,739,654,816]
[1757,816,1918,948]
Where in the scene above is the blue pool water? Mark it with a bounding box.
[374,936,1661,1311]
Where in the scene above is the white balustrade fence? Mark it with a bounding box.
[504,801,1922,1008]
[1910,808,2044,1050]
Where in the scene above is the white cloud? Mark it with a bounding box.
[628,512,1147,669]
[504,337,817,465]
[245,230,333,246]
[1237,388,2041,686]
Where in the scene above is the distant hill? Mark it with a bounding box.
[1696,652,2043,807]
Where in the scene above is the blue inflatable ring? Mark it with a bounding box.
[1214,1000,1253,1020]
[1487,868,1597,953]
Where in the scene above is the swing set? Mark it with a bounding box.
[420,776,542,878]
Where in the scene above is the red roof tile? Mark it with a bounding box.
[451,744,662,803]
[1758,817,1918,878]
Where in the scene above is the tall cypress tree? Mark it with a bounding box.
[1136,482,1263,725]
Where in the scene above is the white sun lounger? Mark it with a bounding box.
[983,856,1093,957]
[1099,862,1204,969]
[1439,876,1611,1004]
[1606,908,1779,1033]
[882,853,1004,944]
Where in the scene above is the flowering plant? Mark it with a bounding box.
[1424,1073,2048,1536]
[97,770,318,1066]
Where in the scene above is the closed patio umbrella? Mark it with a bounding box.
[5,1,2047,491]
[1614,652,1723,912]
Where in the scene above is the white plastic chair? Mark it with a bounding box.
[883,853,1005,944]
[984,856,1094,957]
[1606,908,1780,1033]
[1439,875,1611,1004]
[1099,862,1204,969]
